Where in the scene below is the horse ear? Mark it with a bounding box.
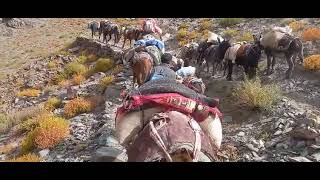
[217,37,221,44]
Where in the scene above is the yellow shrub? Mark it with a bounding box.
[238,32,253,42]
[289,21,304,32]
[72,74,86,85]
[20,130,36,154]
[64,98,93,118]
[77,55,87,64]
[232,78,281,111]
[52,73,67,85]
[47,61,57,69]
[0,113,10,134]
[17,111,51,134]
[64,62,87,77]
[0,143,14,154]
[303,55,320,70]
[33,116,69,149]
[280,18,296,26]
[188,31,198,41]
[17,89,41,97]
[99,75,115,89]
[94,58,114,73]
[6,153,41,162]
[111,65,124,75]
[218,18,242,27]
[176,28,188,41]
[58,79,70,88]
[178,22,190,30]
[199,19,213,31]
[223,29,239,38]
[44,97,62,111]
[86,54,98,62]
[302,28,320,42]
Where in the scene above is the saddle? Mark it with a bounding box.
[127,111,218,162]
[236,44,250,58]
[182,76,206,94]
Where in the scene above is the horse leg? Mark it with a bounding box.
[130,40,132,47]
[271,56,276,74]
[285,54,294,79]
[122,38,126,48]
[226,60,233,81]
[266,54,272,75]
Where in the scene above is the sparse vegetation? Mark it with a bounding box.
[20,114,69,152]
[233,78,281,111]
[280,18,296,26]
[111,65,124,75]
[302,28,320,42]
[303,55,320,70]
[223,29,239,38]
[288,21,305,32]
[94,58,114,73]
[44,97,62,111]
[77,55,87,64]
[99,75,115,89]
[238,32,253,42]
[0,113,10,134]
[72,74,86,85]
[17,89,41,97]
[199,19,213,31]
[33,116,69,149]
[64,98,94,118]
[218,18,243,27]
[64,62,87,78]
[47,61,57,69]
[58,79,71,88]
[86,54,98,62]
[6,153,41,162]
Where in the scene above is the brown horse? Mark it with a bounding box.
[121,26,143,48]
[123,48,153,86]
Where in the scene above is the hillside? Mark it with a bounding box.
[0,18,320,162]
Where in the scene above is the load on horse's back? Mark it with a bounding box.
[260,26,304,79]
[141,18,163,40]
[115,79,223,162]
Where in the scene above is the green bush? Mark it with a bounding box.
[94,58,114,73]
[64,62,87,77]
[232,78,281,111]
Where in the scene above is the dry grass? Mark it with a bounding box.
[16,111,52,134]
[199,19,213,31]
[288,21,305,32]
[0,18,91,77]
[99,75,115,89]
[64,62,87,78]
[232,78,281,111]
[0,105,45,134]
[86,54,98,63]
[77,55,87,64]
[302,28,320,42]
[64,98,94,118]
[47,61,58,69]
[33,116,69,149]
[20,115,69,152]
[72,74,86,85]
[16,89,41,97]
[94,58,114,73]
[58,79,71,88]
[0,143,15,154]
[238,32,253,42]
[218,18,243,27]
[222,29,239,38]
[44,97,62,111]
[111,65,124,75]
[6,153,41,162]
[303,55,320,70]
[0,113,10,134]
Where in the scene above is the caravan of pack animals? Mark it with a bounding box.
[0,18,320,162]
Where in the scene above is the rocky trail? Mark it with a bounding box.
[0,18,320,162]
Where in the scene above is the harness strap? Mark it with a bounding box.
[149,121,173,162]
[188,118,202,162]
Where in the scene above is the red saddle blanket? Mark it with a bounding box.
[116,93,223,124]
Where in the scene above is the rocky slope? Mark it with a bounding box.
[1,18,320,162]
